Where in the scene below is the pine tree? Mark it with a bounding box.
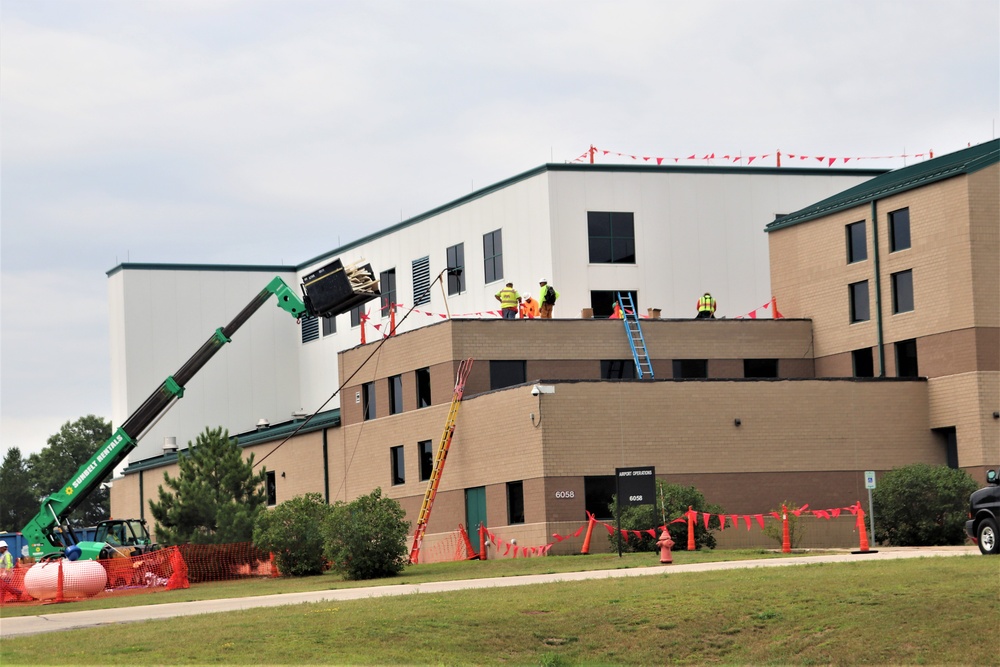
[28,415,112,526]
[1,447,38,532]
[149,426,267,545]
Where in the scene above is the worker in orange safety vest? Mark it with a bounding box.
[519,294,539,319]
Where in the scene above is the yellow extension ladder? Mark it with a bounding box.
[408,358,475,564]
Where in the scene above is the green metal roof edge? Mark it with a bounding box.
[107,263,294,278]
[764,140,1000,232]
[118,408,341,475]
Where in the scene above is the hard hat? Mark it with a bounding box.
[0,540,7,549]
[539,278,547,283]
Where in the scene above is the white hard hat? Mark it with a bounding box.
[0,540,7,549]
[539,278,547,283]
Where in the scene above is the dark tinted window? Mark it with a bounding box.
[850,281,870,323]
[416,367,431,408]
[892,270,914,313]
[896,339,918,377]
[672,359,708,378]
[584,476,615,520]
[601,360,636,379]
[846,221,867,263]
[266,471,277,506]
[419,440,434,481]
[852,348,874,378]
[390,446,405,485]
[362,382,376,420]
[507,481,525,524]
[744,359,778,378]
[490,360,526,390]
[380,268,397,317]
[587,212,636,264]
[446,244,465,295]
[484,230,503,284]
[889,208,911,252]
[590,290,638,319]
[322,315,336,336]
[388,375,403,415]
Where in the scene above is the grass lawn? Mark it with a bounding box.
[1,553,996,665]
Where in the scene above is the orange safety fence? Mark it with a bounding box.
[0,543,279,607]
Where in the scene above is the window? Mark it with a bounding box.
[350,304,365,328]
[744,359,779,378]
[889,208,911,252]
[895,339,918,377]
[892,270,914,314]
[601,360,636,379]
[380,268,397,317]
[490,360,526,390]
[362,382,376,420]
[322,315,336,336]
[483,229,503,284]
[265,471,277,506]
[584,476,615,520]
[301,314,319,343]
[446,244,465,295]
[849,281,870,323]
[587,211,636,264]
[590,290,638,319]
[388,375,403,415]
[852,348,874,378]
[390,446,405,485]
[507,481,525,524]
[415,367,431,408]
[672,359,708,379]
[418,440,434,481]
[412,256,430,306]
[846,221,867,263]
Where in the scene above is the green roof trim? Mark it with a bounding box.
[118,408,341,475]
[765,140,1000,232]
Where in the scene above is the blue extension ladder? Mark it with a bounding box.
[617,292,654,379]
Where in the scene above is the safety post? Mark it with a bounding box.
[269,552,279,577]
[580,513,597,554]
[458,524,479,560]
[852,502,878,554]
[55,559,65,603]
[478,524,487,561]
[687,506,696,551]
[389,306,396,336]
[781,504,791,553]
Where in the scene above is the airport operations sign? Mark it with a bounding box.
[616,466,656,507]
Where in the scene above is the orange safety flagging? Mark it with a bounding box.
[407,359,477,563]
[479,524,487,561]
[687,506,696,551]
[458,523,479,561]
[581,513,597,554]
[781,504,791,553]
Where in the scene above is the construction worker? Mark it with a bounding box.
[0,540,23,601]
[697,292,717,319]
[611,302,623,319]
[520,294,539,319]
[495,282,521,319]
[538,278,560,319]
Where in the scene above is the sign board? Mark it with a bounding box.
[616,466,656,507]
[864,471,877,490]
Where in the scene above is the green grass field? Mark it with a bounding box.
[2,552,996,665]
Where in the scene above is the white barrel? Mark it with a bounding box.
[23,559,108,600]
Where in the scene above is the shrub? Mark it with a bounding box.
[609,480,724,552]
[322,488,410,580]
[761,501,807,549]
[254,493,333,577]
[872,463,978,546]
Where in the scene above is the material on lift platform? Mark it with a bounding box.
[302,259,381,318]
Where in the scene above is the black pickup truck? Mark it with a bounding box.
[966,469,999,555]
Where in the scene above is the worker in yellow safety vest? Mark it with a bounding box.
[520,294,540,319]
[495,282,521,319]
[696,292,717,319]
[538,278,559,319]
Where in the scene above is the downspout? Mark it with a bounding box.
[139,470,145,520]
[322,429,330,504]
[871,200,886,377]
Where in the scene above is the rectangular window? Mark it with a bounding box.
[892,269,914,314]
[380,268,397,317]
[507,481,525,524]
[744,359,779,378]
[390,445,405,486]
[388,375,403,415]
[846,221,867,263]
[895,339,919,377]
[350,304,364,328]
[483,230,503,284]
[852,348,874,378]
[412,256,431,306]
[584,476,615,520]
[266,470,277,506]
[672,359,708,379]
[849,281,870,323]
[418,440,434,481]
[587,211,636,264]
[446,244,465,295]
[601,360,636,379]
[490,360,526,390]
[416,367,432,408]
[362,382,376,421]
[590,290,638,319]
[889,208,911,252]
[301,314,319,343]
[322,315,336,336]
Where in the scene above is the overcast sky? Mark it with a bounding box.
[2,0,998,458]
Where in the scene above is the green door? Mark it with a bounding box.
[465,486,487,536]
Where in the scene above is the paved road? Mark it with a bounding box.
[1,547,979,638]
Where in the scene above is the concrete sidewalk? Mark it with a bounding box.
[0,547,979,638]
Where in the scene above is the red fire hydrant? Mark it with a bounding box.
[656,529,674,564]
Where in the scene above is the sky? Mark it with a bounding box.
[2,0,998,459]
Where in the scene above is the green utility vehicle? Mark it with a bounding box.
[22,261,379,561]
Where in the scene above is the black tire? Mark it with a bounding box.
[977,516,998,555]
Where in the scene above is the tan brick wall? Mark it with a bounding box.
[968,164,1000,329]
[927,371,1000,468]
